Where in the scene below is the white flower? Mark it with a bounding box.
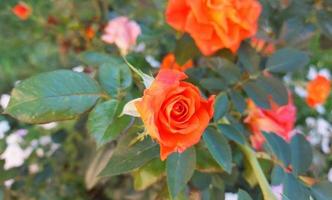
[0,120,10,139]
[328,168,332,183]
[39,136,52,146]
[225,193,238,200]
[29,164,39,174]
[0,94,10,109]
[72,65,85,72]
[294,86,307,98]
[307,66,330,80]
[306,117,332,154]
[271,185,283,200]
[0,144,31,169]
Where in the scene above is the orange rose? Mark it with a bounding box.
[160,53,193,71]
[85,26,95,40]
[306,75,331,107]
[250,37,275,55]
[166,0,262,56]
[135,69,215,160]
[244,96,296,150]
[12,2,32,20]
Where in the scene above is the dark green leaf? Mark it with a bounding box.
[100,137,159,177]
[87,100,131,146]
[243,81,271,109]
[266,48,309,73]
[317,11,332,40]
[290,134,312,175]
[203,127,232,173]
[5,70,101,124]
[214,93,229,121]
[191,171,212,190]
[218,124,245,145]
[167,147,196,199]
[256,76,288,105]
[271,165,285,185]
[311,181,332,200]
[200,78,227,92]
[208,58,241,85]
[238,44,260,74]
[238,189,253,200]
[283,173,310,200]
[174,34,199,65]
[229,90,246,113]
[263,132,291,167]
[99,59,132,97]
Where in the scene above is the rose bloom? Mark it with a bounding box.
[12,2,32,20]
[101,16,141,55]
[244,97,296,150]
[306,75,331,107]
[85,26,95,40]
[135,69,215,160]
[160,53,193,71]
[250,37,275,55]
[166,0,262,56]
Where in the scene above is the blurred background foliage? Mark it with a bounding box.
[1,0,332,200]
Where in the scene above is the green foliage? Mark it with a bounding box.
[263,132,291,167]
[213,93,229,121]
[203,127,232,173]
[290,134,313,175]
[166,147,196,199]
[310,181,332,200]
[5,70,101,123]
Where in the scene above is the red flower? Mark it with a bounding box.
[12,2,32,20]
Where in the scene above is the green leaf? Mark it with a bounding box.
[208,58,241,85]
[266,48,309,73]
[167,147,196,199]
[243,81,271,109]
[133,158,165,191]
[238,189,253,200]
[200,78,227,92]
[99,59,132,97]
[100,137,159,177]
[238,43,260,74]
[317,10,332,40]
[290,134,312,175]
[218,124,245,145]
[87,100,131,146]
[311,181,332,200]
[5,70,101,124]
[229,90,246,113]
[79,51,113,66]
[203,127,232,173]
[255,76,288,106]
[191,171,212,190]
[174,34,199,65]
[283,173,310,200]
[214,93,229,121]
[263,132,291,167]
[271,165,285,186]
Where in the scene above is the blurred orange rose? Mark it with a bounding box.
[85,26,95,40]
[250,37,275,55]
[244,97,296,150]
[135,69,215,160]
[160,53,193,71]
[166,0,262,56]
[306,75,331,107]
[12,2,32,20]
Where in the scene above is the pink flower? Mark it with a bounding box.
[101,16,141,55]
[244,95,296,150]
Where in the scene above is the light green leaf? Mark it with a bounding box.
[167,147,196,199]
[203,127,232,173]
[87,100,131,146]
[5,70,101,124]
[99,59,132,97]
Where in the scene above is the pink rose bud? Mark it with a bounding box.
[101,16,141,55]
